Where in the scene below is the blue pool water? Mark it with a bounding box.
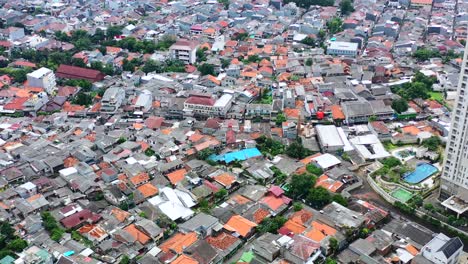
[210,148,262,163]
[403,163,438,184]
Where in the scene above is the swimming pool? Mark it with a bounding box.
[403,163,438,184]
[210,148,262,163]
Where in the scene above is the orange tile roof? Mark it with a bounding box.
[315,175,344,193]
[330,105,345,120]
[124,224,151,244]
[284,108,300,119]
[261,195,286,211]
[300,153,322,165]
[282,219,306,234]
[290,209,313,225]
[194,139,220,152]
[311,221,336,236]
[137,183,158,198]
[230,194,252,205]
[253,208,270,223]
[406,244,419,256]
[166,168,187,185]
[189,132,205,142]
[172,255,199,264]
[214,173,236,187]
[402,125,420,136]
[223,215,257,237]
[304,228,327,242]
[130,172,149,186]
[206,75,221,85]
[78,224,107,240]
[64,156,79,168]
[160,232,198,254]
[112,207,130,222]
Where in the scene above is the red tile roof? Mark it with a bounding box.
[206,232,240,250]
[56,64,105,82]
[60,209,101,229]
[185,95,215,106]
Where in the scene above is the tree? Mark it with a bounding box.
[305,58,313,66]
[196,48,208,62]
[381,157,401,168]
[413,48,439,61]
[197,148,216,160]
[340,0,354,15]
[460,39,466,46]
[286,139,313,159]
[119,255,130,264]
[117,137,126,144]
[221,58,231,69]
[197,63,215,76]
[107,26,123,39]
[326,18,343,34]
[218,0,229,9]
[318,29,326,39]
[256,136,285,156]
[144,148,155,157]
[122,59,136,72]
[329,237,339,254]
[10,69,29,83]
[7,239,27,252]
[301,37,316,47]
[287,174,316,199]
[332,194,348,207]
[306,164,323,176]
[391,98,409,114]
[73,93,93,106]
[293,202,303,212]
[142,59,162,74]
[257,216,287,234]
[275,113,287,126]
[306,186,331,209]
[422,136,441,151]
[215,188,228,200]
[50,228,64,242]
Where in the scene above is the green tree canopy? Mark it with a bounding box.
[391,98,409,114]
[327,18,343,34]
[422,136,442,151]
[257,216,288,234]
[287,174,316,199]
[306,186,332,209]
[340,0,354,15]
[197,63,215,76]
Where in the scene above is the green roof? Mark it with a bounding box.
[0,255,15,264]
[239,251,254,263]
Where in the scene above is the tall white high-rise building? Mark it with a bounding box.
[27,67,56,95]
[440,42,468,204]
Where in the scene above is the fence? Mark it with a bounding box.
[367,174,397,204]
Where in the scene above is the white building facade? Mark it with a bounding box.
[440,42,468,201]
[26,67,56,94]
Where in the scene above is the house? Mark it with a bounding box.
[284,235,321,263]
[169,39,199,64]
[60,209,102,229]
[26,67,56,95]
[251,233,281,261]
[223,215,258,238]
[160,232,198,254]
[101,87,125,113]
[327,41,359,57]
[421,233,463,264]
[56,64,105,82]
[179,212,220,238]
